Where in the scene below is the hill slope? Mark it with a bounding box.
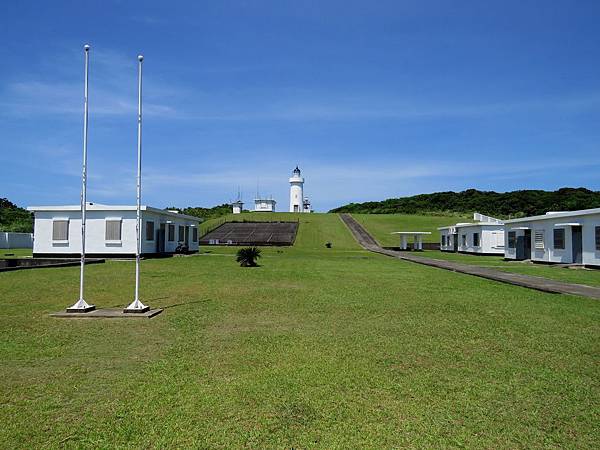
[330,188,600,218]
[0,198,33,232]
[201,212,360,250]
[352,213,471,246]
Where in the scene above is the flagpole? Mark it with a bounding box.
[68,44,95,313]
[125,54,149,313]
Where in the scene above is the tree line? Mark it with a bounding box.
[329,188,600,218]
[0,198,34,233]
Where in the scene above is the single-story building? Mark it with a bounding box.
[232,200,244,214]
[439,213,505,255]
[503,208,600,267]
[254,198,276,212]
[27,203,201,258]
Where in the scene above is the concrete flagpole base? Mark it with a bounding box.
[124,299,150,313]
[66,299,96,313]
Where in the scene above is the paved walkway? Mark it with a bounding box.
[339,213,600,300]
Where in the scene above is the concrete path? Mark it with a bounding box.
[339,213,600,300]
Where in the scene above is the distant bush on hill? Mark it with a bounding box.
[168,203,232,221]
[0,198,33,232]
[329,188,600,218]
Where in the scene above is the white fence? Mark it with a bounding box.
[0,232,33,249]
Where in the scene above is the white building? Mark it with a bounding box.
[503,208,600,267]
[27,203,201,257]
[289,166,305,213]
[439,213,505,255]
[303,197,312,213]
[254,198,276,212]
[232,200,243,214]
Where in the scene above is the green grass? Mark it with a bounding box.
[202,212,360,250]
[421,250,600,287]
[1,214,600,448]
[352,213,470,246]
[0,248,33,258]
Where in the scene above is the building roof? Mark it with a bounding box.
[503,207,600,224]
[391,231,432,235]
[27,203,202,222]
[438,222,504,231]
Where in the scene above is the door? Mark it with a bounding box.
[184,226,190,247]
[158,223,166,253]
[572,226,583,264]
[523,230,532,260]
[452,234,458,252]
[516,235,524,260]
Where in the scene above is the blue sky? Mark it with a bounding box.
[1,1,600,212]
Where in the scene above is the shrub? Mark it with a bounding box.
[236,247,262,267]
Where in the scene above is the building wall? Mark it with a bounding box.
[254,200,276,212]
[289,182,303,212]
[439,229,455,251]
[141,210,199,254]
[504,213,600,266]
[32,209,199,256]
[0,232,34,249]
[456,224,505,254]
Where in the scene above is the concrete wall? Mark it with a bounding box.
[505,213,600,266]
[0,232,34,249]
[32,209,199,256]
[254,200,276,212]
[456,224,505,255]
[439,229,455,251]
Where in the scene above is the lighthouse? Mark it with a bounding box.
[289,166,304,213]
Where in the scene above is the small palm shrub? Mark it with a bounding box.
[236,247,262,267]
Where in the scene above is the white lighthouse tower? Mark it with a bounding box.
[289,166,304,213]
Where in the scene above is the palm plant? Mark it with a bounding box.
[236,247,262,267]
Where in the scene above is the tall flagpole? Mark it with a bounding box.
[68,44,95,313]
[125,54,149,313]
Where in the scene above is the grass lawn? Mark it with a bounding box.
[1,213,600,448]
[422,250,600,287]
[352,213,470,246]
[1,248,33,258]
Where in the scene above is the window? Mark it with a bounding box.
[105,220,122,240]
[146,221,155,241]
[508,231,516,249]
[168,224,175,242]
[178,225,185,242]
[462,234,467,246]
[596,226,600,251]
[534,230,544,250]
[192,227,198,242]
[52,220,69,240]
[473,232,480,247]
[441,235,446,246]
[553,228,565,250]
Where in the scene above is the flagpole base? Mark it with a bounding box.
[66,299,95,313]
[124,300,150,313]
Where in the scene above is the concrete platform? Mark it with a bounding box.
[50,308,163,319]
